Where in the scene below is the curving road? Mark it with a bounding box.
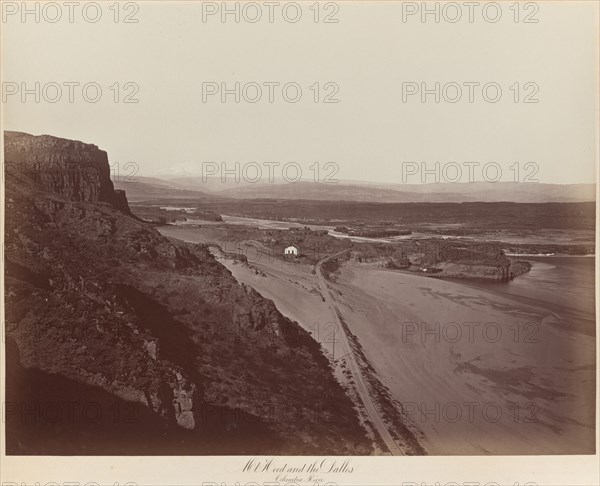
[315,250,404,456]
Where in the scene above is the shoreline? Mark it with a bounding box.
[159,226,596,454]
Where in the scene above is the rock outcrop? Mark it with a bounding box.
[4,131,372,455]
[387,240,532,281]
[4,131,130,213]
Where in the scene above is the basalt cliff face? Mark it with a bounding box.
[5,131,130,213]
[3,131,372,455]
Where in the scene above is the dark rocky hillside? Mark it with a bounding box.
[3,131,372,455]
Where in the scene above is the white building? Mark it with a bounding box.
[284,245,299,256]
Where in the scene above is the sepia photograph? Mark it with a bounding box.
[1,1,598,485]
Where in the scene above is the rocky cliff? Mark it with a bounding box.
[386,240,531,281]
[4,132,372,455]
[4,131,130,213]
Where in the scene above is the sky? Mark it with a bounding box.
[1,1,598,185]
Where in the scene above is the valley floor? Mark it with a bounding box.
[159,226,596,455]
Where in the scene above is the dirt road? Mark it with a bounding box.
[316,251,404,456]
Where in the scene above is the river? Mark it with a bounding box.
[458,256,596,335]
[334,256,596,454]
[159,222,596,454]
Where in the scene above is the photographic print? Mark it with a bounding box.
[1,1,598,485]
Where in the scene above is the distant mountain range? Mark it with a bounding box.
[118,176,596,203]
[113,176,215,201]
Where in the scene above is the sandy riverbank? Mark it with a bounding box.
[158,226,595,455]
[331,261,595,454]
